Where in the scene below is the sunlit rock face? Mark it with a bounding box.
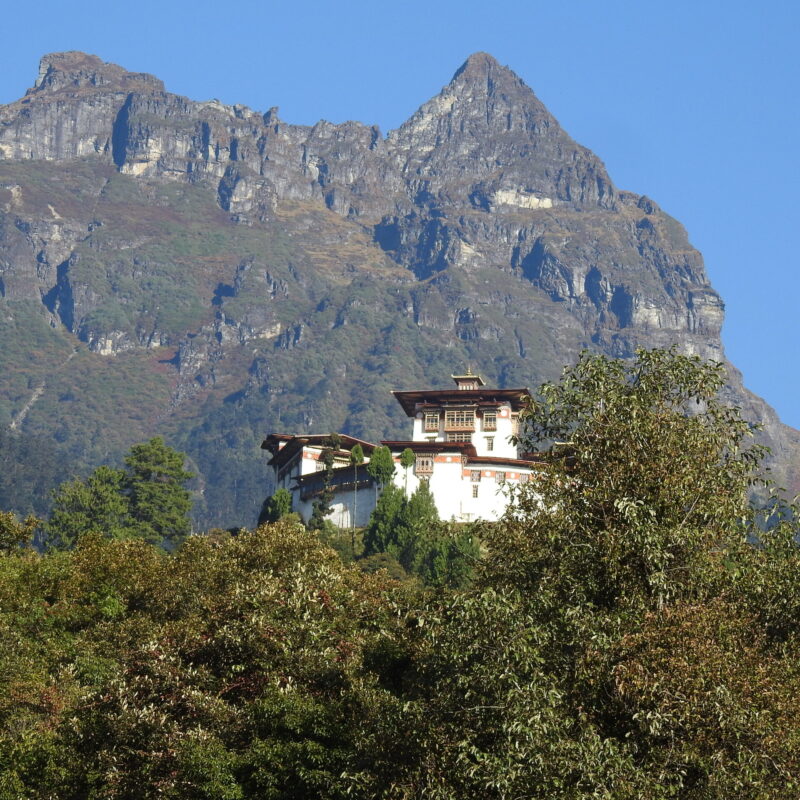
[1,49,797,528]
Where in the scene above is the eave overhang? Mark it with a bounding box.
[392,387,530,417]
[261,432,379,468]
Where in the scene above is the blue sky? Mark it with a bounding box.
[2,0,799,426]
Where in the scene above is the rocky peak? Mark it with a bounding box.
[450,51,531,98]
[388,51,614,210]
[28,51,164,96]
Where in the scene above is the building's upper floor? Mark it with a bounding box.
[391,370,530,459]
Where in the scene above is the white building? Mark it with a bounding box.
[261,370,543,525]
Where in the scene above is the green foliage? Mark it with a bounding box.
[307,439,338,532]
[399,448,415,470]
[365,446,395,487]
[258,487,292,525]
[45,466,131,548]
[357,552,409,581]
[0,521,411,799]
[124,437,194,547]
[45,438,193,549]
[362,483,405,557]
[361,480,476,589]
[349,444,364,467]
[0,511,37,552]
[499,347,764,612]
[392,480,439,570]
[413,524,480,589]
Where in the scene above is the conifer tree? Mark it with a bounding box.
[362,483,405,556]
[350,444,365,553]
[366,445,396,503]
[124,437,194,547]
[0,511,38,551]
[45,466,132,548]
[395,479,439,569]
[45,438,194,549]
[308,437,338,531]
[399,448,415,498]
[258,487,293,524]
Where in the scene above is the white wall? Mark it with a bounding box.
[411,405,519,458]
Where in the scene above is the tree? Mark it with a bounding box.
[45,438,194,549]
[394,479,439,569]
[362,483,405,557]
[308,436,338,532]
[350,444,365,555]
[258,487,292,525]
[399,448,415,498]
[366,446,395,505]
[0,511,38,552]
[389,348,782,798]
[493,347,765,611]
[124,437,194,548]
[45,466,132,548]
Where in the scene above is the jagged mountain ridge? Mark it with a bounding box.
[1,51,796,525]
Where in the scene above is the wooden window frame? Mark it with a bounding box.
[444,409,475,431]
[415,454,434,476]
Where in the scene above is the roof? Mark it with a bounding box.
[261,432,379,468]
[466,454,546,468]
[381,440,478,457]
[383,441,548,469]
[392,387,530,417]
[451,368,485,387]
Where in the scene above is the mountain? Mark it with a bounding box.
[1,51,796,526]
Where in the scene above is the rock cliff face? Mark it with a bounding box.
[1,51,797,525]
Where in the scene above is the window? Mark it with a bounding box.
[447,432,472,442]
[424,412,439,432]
[415,454,434,476]
[482,411,497,431]
[315,461,326,472]
[511,413,520,436]
[470,470,481,482]
[519,473,530,484]
[486,437,494,452]
[472,485,479,498]
[444,409,475,430]
[495,471,506,484]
